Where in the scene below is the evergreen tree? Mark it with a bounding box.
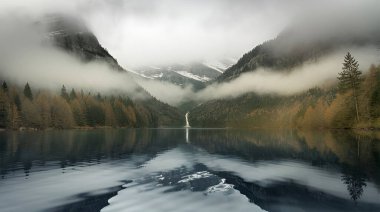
[341,166,367,203]
[70,99,86,126]
[13,94,21,111]
[23,82,33,100]
[2,81,8,93]
[338,52,362,122]
[61,85,70,101]
[0,91,8,128]
[70,88,77,100]
[96,92,102,101]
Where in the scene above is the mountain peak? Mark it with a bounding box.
[42,14,123,71]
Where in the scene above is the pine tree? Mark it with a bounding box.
[61,85,70,101]
[23,82,33,101]
[70,99,86,126]
[338,52,362,122]
[2,81,8,93]
[13,93,21,111]
[70,88,77,100]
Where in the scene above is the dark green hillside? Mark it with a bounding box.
[218,26,380,82]
[191,65,380,129]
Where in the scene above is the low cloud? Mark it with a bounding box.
[0,1,380,107]
[0,45,144,98]
[197,47,380,100]
[136,79,195,105]
[137,46,380,105]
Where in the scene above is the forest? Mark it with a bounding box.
[0,82,181,130]
[191,60,380,129]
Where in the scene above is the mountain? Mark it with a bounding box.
[36,14,183,127]
[131,59,235,90]
[190,21,380,129]
[190,65,380,129]
[45,14,124,72]
[218,24,380,82]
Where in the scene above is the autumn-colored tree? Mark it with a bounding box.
[70,99,86,126]
[21,98,42,128]
[51,96,75,129]
[113,99,128,126]
[124,106,137,126]
[0,81,167,129]
[0,90,9,128]
[104,102,117,126]
[35,93,52,129]
[7,104,21,129]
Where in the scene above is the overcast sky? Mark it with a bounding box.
[1,0,378,68]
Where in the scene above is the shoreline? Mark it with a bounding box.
[2,126,380,132]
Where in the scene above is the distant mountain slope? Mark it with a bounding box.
[191,21,380,128]
[42,14,183,127]
[45,14,124,71]
[190,66,380,129]
[218,25,380,82]
[132,59,235,90]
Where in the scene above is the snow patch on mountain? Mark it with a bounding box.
[175,71,211,82]
[203,59,237,73]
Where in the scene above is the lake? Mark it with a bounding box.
[0,128,380,212]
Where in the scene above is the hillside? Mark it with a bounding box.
[131,59,235,90]
[189,18,380,129]
[218,24,380,82]
[191,65,380,129]
[0,14,183,128]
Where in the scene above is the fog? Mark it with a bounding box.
[2,44,377,106]
[136,79,195,105]
[0,44,144,98]
[3,0,378,68]
[197,47,380,100]
[0,0,380,106]
[137,47,380,105]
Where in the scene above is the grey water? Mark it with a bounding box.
[0,129,380,212]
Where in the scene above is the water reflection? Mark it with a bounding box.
[186,127,189,143]
[341,165,367,203]
[0,129,380,212]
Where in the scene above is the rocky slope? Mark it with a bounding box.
[44,14,183,127]
[132,59,235,90]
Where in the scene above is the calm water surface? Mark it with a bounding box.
[0,128,380,212]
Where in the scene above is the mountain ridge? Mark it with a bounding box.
[217,24,380,82]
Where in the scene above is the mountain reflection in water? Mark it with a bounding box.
[0,129,380,212]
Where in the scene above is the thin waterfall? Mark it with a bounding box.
[185,112,190,128]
